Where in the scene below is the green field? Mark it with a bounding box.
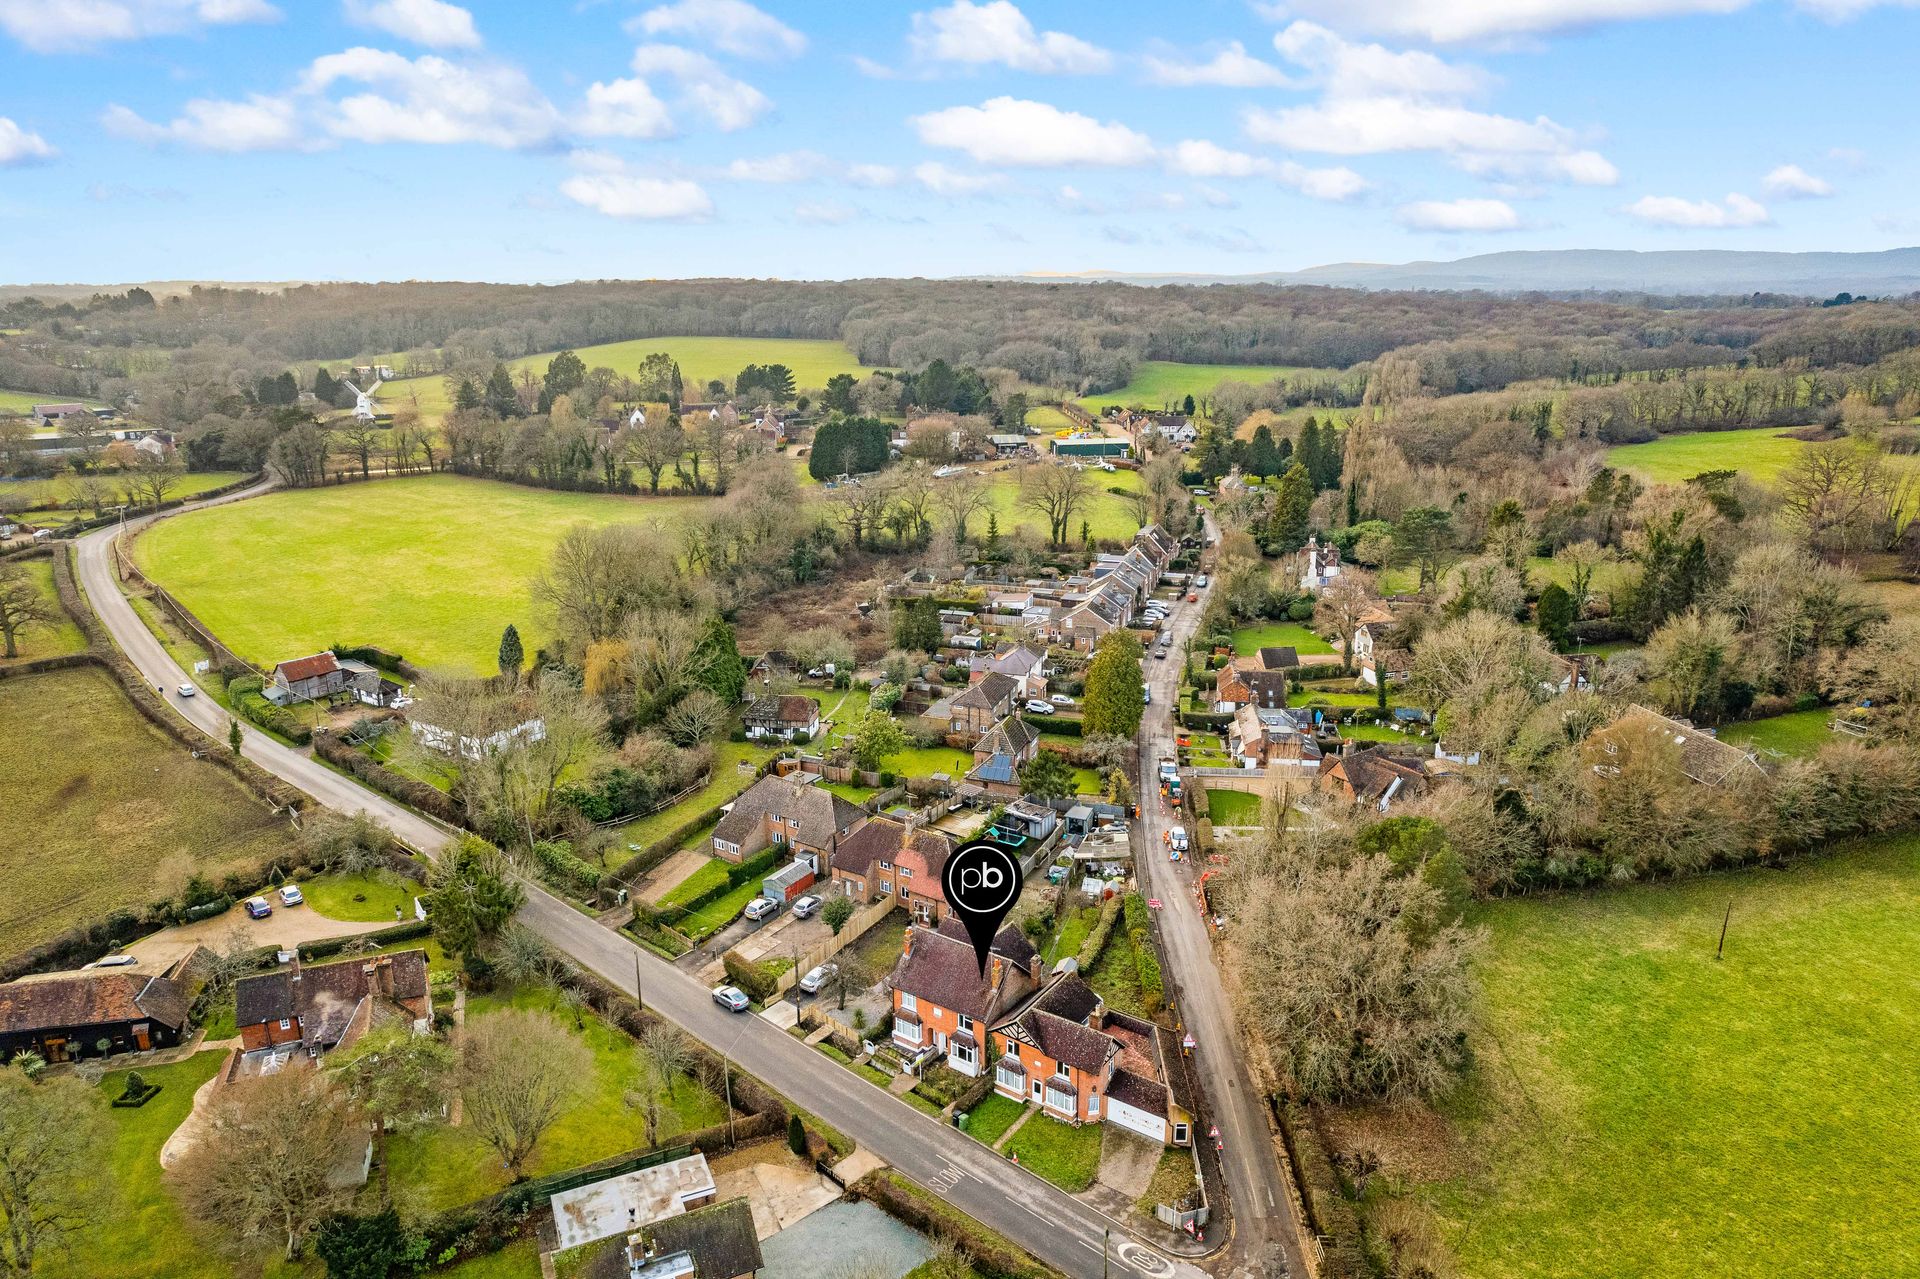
[384,985,727,1213]
[1,469,248,519]
[0,666,292,957]
[0,388,105,415]
[0,558,86,663]
[1606,427,1814,484]
[979,466,1145,544]
[1077,361,1329,413]
[373,335,877,421]
[1025,405,1076,429]
[135,473,706,672]
[1228,621,1335,656]
[1427,835,1920,1278]
[1717,708,1838,758]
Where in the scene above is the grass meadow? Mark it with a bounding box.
[0,558,86,664]
[1604,426,1812,484]
[371,335,877,422]
[1076,361,1330,413]
[0,388,105,415]
[0,666,292,958]
[1423,835,1920,1278]
[134,473,706,672]
[1,470,249,520]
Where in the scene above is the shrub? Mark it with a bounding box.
[226,674,263,698]
[788,1114,808,1158]
[1076,895,1124,968]
[531,839,602,894]
[723,950,782,1003]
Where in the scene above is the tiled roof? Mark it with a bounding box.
[1326,748,1430,804]
[641,1198,763,1279]
[1106,1066,1167,1117]
[976,715,1038,759]
[711,774,862,849]
[273,651,340,684]
[745,694,817,727]
[831,817,951,881]
[1257,646,1299,670]
[1612,705,1765,785]
[0,972,188,1036]
[985,646,1044,677]
[954,672,1018,712]
[233,951,429,1049]
[895,920,1035,1021]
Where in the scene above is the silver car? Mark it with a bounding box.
[798,962,839,994]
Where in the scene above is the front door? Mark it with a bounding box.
[43,1037,67,1063]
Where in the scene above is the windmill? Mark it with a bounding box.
[340,375,384,423]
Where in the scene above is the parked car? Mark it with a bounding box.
[86,954,138,968]
[176,682,196,697]
[277,884,304,907]
[1170,825,1190,852]
[791,894,821,919]
[743,896,780,922]
[1024,700,1055,714]
[1153,649,1167,660]
[1049,694,1074,706]
[243,896,273,920]
[712,985,750,1012]
[1187,592,1199,603]
[1142,683,1151,704]
[798,962,839,994]
[1194,574,1209,587]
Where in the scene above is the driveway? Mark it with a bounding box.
[124,899,394,974]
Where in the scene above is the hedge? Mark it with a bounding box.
[651,845,784,928]
[235,690,311,744]
[1025,713,1081,736]
[312,728,463,825]
[532,839,602,894]
[722,950,785,1003]
[1075,894,1123,969]
[299,918,430,961]
[1177,710,1235,730]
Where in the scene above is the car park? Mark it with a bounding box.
[1024,699,1055,714]
[791,894,821,919]
[798,962,839,994]
[743,896,780,922]
[277,884,304,906]
[712,985,750,1012]
[243,896,273,919]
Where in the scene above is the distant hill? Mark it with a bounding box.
[0,280,310,303]
[1016,248,1920,298]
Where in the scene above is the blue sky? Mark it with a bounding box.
[0,0,1914,283]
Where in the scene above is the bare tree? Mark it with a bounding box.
[125,452,185,508]
[461,1008,592,1174]
[1554,540,1615,618]
[0,1072,111,1275]
[827,476,893,550]
[639,1022,694,1101]
[890,461,937,542]
[170,1070,362,1260]
[662,687,726,746]
[628,414,686,494]
[330,1019,454,1136]
[332,420,381,480]
[0,562,57,660]
[931,469,990,543]
[1313,570,1377,662]
[1017,462,1093,546]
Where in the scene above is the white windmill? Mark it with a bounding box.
[341,375,385,423]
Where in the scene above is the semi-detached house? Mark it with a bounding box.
[708,774,863,869]
[891,918,1042,1077]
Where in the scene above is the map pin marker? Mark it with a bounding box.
[942,838,1025,978]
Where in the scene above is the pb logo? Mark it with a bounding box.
[961,863,1005,894]
[944,840,1021,919]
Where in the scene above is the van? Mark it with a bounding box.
[1170,826,1189,852]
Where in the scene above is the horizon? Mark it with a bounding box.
[3,1,1919,283]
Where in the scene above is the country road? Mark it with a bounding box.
[1133,520,1306,1279]
[70,493,1214,1279]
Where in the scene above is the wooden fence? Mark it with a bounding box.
[750,895,903,998]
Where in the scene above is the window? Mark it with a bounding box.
[278,1019,291,1030]
[899,993,916,1014]
[768,812,782,824]
[1173,1122,1190,1145]
[957,1013,973,1032]
[951,1042,976,1068]
[1088,1092,1099,1117]
[897,866,912,878]
[897,882,909,898]
[879,861,892,870]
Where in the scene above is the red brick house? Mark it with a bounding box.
[988,971,1193,1146]
[234,951,431,1056]
[891,918,1042,1076]
[829,817,954,923]
[1318,747,1431,810]
[949,672,1019,736]
[708,774,864,867]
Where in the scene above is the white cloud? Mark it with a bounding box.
[0,0,277,52]
[1397,197,1521,231]
[1271,0,1750,44]
[1177,224,1262,253]
[1248,97,1572,158]
[1143,41,1289,87]
[629,44,770,131]
[305,47,562,147]
[847,162,900,187]
[632,0,804,59]
[912,96,1153,167]
[576,78,673,139]
[1163,141,1368,201]
[724,151,828,182]
[913,160,1004,195]
[102,94,307,151]
[1624,192,1770,227]
[1762,163,1833,198]
[1055,184,1107,214]
[793,200,857,225]
[1272,21,1489,100]
[1455,148,1618,186]
[561,171,713,219]
[342,0,478,48]
[0,117,55,164]
[909,0,1110,74]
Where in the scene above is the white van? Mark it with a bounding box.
[1170,825,1189,852]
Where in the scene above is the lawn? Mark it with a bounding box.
[298,869,419,922]
[0,666,292,959]
[1081,910,1149,1016]
[1229,622,1335,656]
[372,336,877,422]
[877,743,974,781]
[656,855,731,908]
[618,738,776,849]
[437,1240,542,1278]
[1044,905,1097,966]
[1605,426,1810,484]
[1717,708,1837,758]
[1340,723,1413,743]
[1076,361,1331,413]
[1003,1113,1104,1192]
[1206,789,1263,826]
[1289,690,1378,709]
[40,1050,230,1279]
[962,1094,1028,1146]
[135,473,708,673]
[0,387,106,414]
[1424,834,1920,1279]
[0,557,85,663]
[654,856,764,941]
[977,467,1145,544]
[1025,405,1075,429]
[385,985,728,1213]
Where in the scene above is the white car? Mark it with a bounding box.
[743,896,780,922]
[1194,574,1210,587]
[791,894,821,919]
[798,962,839,994]
[1170,825,1190,852]
[176,682,196,697]
[277,884,304,906]
[712,985,750,1012]
[1049,694,1074,706]
[1024,700,1055,715]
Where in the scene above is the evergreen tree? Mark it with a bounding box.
[1345,480,1360,526]
[1536,583,1576,651]
[228,718,242,755]
[893,598,942,652]
[916,359,958,412]
[1181,393,1196,416]
[1248,423,1281,479]
[544,350,587,407]
[484,363,520,418]
[1082,631,1145,738]
[808,416,889,480]
[312,367,338,405]
[1020,749,1076,801]
[1296,418,1323,490]
[695,616,747,705]
[453,376,483,412]
[822,373,857,415]
[1267,463,1313,554]
[497,624,523,684]
[788,1114,808,1158]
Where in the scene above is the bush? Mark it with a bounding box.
[788,1114,808,1158]
[723,950,783,1003]
[226,674,263,698]
[531,839,602,894]
[235,690,310,745]
[1028,713,1081,736]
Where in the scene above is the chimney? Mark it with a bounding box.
[901,928,914,962]
[990,955,1004,990]
[289,954,302,981]
[375,956,395,997]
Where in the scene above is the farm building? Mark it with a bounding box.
[1050,436,1131,459]
[0,970,190,1061]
